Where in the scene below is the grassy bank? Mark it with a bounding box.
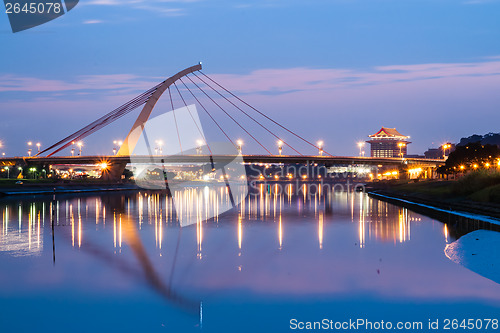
[367,170,500,221]
[389,170,500,204]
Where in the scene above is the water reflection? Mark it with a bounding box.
[1,184,500,312]
[0,185,492,258]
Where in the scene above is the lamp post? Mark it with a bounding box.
[317,141,324,156]
[36,142,41,153]
[398,142,406,158]
[155,140,163,155]
[277,140,283,156]
[236,140,243,154]
[113,140,123,155]
[442,144,451,159]
[357,142,365,157]
[77,141,83,156]
[27,141,32,157]
[4,166,9,178]
[197,140,204,155]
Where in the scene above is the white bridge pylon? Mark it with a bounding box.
[118,63,202,156]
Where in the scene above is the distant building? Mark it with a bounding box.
[424,143,455,159]
[367,127,411,158]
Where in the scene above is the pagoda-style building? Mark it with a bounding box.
[367,127,411,158]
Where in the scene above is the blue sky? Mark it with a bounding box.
[1,0,500,156]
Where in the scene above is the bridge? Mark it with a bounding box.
[0,63,445,180]
[0,154,442,167]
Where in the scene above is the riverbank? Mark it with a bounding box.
[366,174,500,226]
[0,179,140,196]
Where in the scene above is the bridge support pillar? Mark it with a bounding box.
[101,161,128,182]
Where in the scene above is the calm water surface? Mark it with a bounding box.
[0,185,499,332]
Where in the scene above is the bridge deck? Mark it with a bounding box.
[0,155,445,167]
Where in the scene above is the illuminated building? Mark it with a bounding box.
[367,127,411,158]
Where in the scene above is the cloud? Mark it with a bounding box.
[205,59,500,96]
[0,74,157,94]
[463,0,500,4]
[3,57,500,98]
[83,19,103,24]
[81,0,199,16]
[2,57,500,155]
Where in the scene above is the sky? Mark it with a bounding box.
[1,0,500,156]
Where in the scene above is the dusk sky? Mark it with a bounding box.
[1,0,500,156]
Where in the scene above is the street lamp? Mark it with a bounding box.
[77,141,83,156]
[30,167,37,179]
[317,141,324,156]
[357,142,365,157]
[277,140,283,155]
[27,141,32,157]
[236,139,243,154]
[442,143,451,159]
[196,140,204,155]
[155,140,163,155]
[36,142,41,153]
[398,142,406,158]
[3,166,9,178]
[113,140,123,155]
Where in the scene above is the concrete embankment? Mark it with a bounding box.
[367,187,500,227]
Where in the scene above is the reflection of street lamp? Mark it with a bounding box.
[317,141,324,156]
[357,142,365,156]
[277,140,283,155]
[236,139,243,154]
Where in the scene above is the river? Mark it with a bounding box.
[0,184,499,332]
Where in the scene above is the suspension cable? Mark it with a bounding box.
[179,78,235,147]
[186,74,272,155]
[198,71,332,156]
[192,72,302,156]
[168,87,183,155]
[173,82,213,155]
[41,83,161,156]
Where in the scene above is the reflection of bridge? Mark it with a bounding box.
[1,64,445,179]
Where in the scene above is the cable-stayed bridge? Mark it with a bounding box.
[0,64,444,180]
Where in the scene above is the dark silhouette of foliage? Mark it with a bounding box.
[457,132,500,147]
[440,142,500,174]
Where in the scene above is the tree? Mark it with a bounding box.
[440,142,500,174]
